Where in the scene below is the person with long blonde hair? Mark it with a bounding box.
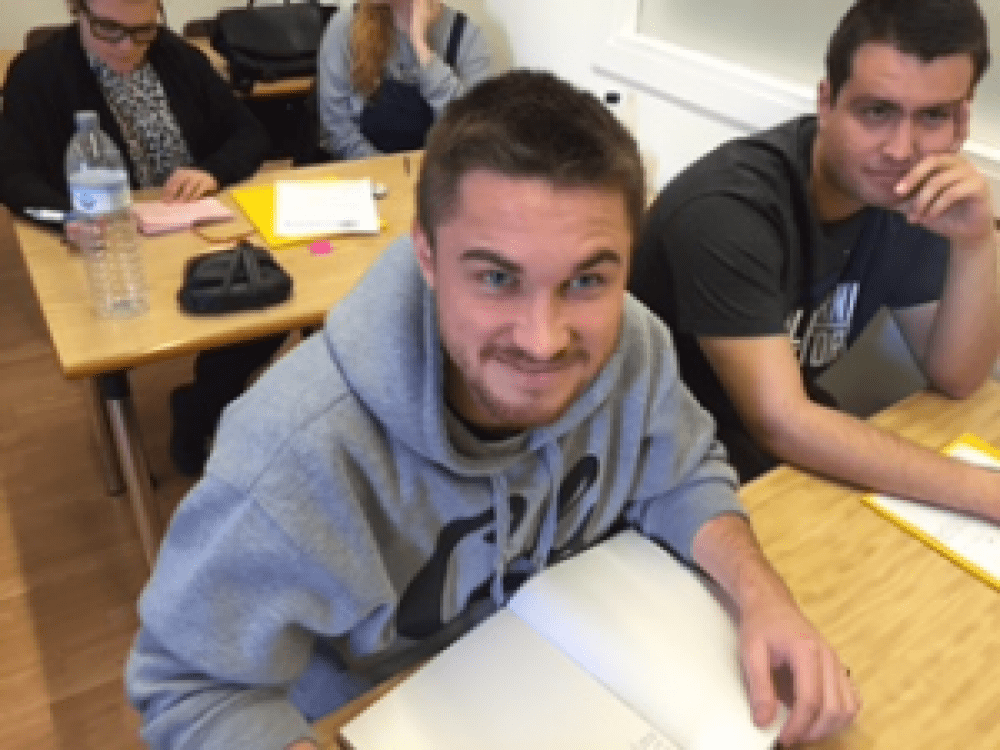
[316,0,491,159]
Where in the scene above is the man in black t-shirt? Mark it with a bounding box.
[631,0,1000,523]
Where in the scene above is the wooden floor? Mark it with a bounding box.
[0,210,196,750]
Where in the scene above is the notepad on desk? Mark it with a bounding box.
[230,179,382,249]
[340,531,784,750]
[864,433,1000,590]
[131,197,234,236]
[275,179,380,237]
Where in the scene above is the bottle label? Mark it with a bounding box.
[68,169,130,216]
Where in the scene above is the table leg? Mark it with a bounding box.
[84,378,125,496]
[97,372,161,567]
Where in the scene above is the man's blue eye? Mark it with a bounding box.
[568,274,606,292]
[480,270,515,290]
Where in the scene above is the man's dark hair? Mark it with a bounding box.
[826,0,990,102]
[416,69,645,248]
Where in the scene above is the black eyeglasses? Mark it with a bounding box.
[79,2,161,44]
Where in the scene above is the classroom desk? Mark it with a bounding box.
[313,379,1000,750]
[738,379,1000,749]
[0,48,16,89]
[187,37,313,98]
[13,152,419,565]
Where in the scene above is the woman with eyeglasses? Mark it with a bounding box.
[0,0,284,478]
[0,0,270,210]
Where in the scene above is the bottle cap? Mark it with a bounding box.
[74,111,98,130]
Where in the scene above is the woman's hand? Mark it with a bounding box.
[401,0,443,67]
[162,168,219,203]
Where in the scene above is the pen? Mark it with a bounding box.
[24,207,68,223]
[403,155,410,176]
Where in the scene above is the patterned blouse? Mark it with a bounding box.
[89,52,193,188]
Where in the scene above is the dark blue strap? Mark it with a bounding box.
[445,12,467,68]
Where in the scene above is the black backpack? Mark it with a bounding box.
[210,0,337,93]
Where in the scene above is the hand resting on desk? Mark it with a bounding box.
[694,514,861,746]
[161,167,220,203]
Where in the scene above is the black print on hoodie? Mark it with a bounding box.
[396,455,600,638]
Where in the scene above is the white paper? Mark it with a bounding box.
[274,179,379,237]
[341,609,677,750]
[342,531,781,750]
[508,531,783,750]
[868,440,1000,583]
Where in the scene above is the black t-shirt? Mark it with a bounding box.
[630,116,947,461]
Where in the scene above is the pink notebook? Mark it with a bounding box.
[132,197,235,236]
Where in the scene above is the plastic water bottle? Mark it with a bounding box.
[66,111,148,318]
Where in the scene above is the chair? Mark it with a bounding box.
[182,17,216,39]
[290,85,331,167]
[24,25,63,49]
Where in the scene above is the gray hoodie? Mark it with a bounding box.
[126,236,743,750]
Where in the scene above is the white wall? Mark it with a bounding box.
[639,0,1000,149]
[5,1,73,49]
[450,0,619,95]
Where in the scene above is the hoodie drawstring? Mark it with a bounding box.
[489,473,510,605]
[531,442,562,571]
[488,442,565,605]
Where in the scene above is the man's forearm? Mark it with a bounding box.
[923,232,1000,395]
[766,399,1000,522]
[691,513,794,618]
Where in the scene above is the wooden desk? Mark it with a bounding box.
[739,380,1000,749]
[14,152,419,564]
[0,48,17,90]
[187,37,313,98]
[314,380,1000,749]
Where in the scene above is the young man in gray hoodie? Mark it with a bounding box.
[126,70,858,750]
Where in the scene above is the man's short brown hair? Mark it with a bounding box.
[416,70,646,250]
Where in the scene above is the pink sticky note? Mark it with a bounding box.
[310,240,333,256]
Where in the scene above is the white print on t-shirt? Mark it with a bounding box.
[785,282,859,369]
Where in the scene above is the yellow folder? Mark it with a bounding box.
[230,180,388,249]
[229,182,320,250]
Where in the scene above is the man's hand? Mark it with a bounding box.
[895,153,995,248]
[162,167,219,203]
[738,587,859,745]
[693,515,860,746]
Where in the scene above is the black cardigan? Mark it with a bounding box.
[0,25,270,213]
